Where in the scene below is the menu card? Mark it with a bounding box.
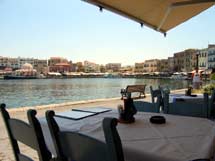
[72,107,112,114]
[55,111,96,120]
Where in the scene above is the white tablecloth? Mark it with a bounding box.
[40,110,215,161]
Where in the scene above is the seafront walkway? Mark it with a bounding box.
[0,89,185,161]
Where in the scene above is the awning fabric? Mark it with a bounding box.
[82,0,215,34]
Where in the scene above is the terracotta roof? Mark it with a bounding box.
[55,63,71,66]
[50,57,63,59]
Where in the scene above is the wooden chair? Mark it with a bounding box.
[163,93,209,118]
[134,94,162,113]
[46,110,124,161]
[0,103,52,161]
[158,85,170,97]
[120,84,146,99]
[150,86,162,103]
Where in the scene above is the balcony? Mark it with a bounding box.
[208,58,215,62]
[208,52,215,56]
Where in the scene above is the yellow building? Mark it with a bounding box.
[143,59,160,73]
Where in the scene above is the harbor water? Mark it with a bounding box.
[0,78,192,108]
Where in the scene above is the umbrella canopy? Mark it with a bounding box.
[82,0,215,34]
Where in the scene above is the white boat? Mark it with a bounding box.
[170,72,188,80]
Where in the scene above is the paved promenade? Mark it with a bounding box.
[0,89,185,161]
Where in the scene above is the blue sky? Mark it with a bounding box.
[0,0,214,65]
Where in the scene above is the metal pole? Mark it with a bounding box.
[196,54,199,73]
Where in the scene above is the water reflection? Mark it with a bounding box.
[0,78,191,108]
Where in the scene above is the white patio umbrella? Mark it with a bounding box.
[82,0,215,35]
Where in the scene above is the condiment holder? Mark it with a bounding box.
[118,98,137,123]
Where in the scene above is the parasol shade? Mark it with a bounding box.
[82,0,215,34]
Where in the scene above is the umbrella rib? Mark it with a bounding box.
[157,0,215,32]
[172,0,215,7]
[82,0,166,33]
[157,5,172,32]
[83,0,215,34]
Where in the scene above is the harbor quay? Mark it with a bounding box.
[0,89,185,161]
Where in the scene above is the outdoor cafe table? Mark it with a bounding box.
[40,110,215,161]
[169,94,205,103]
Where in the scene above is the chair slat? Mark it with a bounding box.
[9,119,38,150]
[121,84,146,99]
[18,154,34,161]
[150,86,162,103]
[134,94,161,113]
[0,104,52,161]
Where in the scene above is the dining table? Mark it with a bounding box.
[40,109,215,161]
[169,93,205,103]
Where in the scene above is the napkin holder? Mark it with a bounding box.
[185,86,192,96]
[118,98,137,123]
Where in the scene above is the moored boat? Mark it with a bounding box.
[3,75,37,79]
[170,72,188,80]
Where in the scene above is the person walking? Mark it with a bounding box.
[193,72,202,89]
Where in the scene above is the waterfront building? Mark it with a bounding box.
[8,58,19,69]
[174,51,185,72]
[13,63,37,76]
[120,65,134,73]
[167,57,174,73]
[208,44,215,69]
[48,57,68,66]
[143,59,159,73]
[134,62,144,73]
[34,59,48,74]
[105,63,121,72]
[48,57,70,73]
[84,61,100,73]
[0,56,9,69]
[198,48,208,70]
[185,49,198,72]
[17,57,35,68]
[0,57,20,70]
[158,59,168,72]
[49,63,72,73]
[76,62,84,72]
[99,65,106,73]
[71,63,77,72]
[174,49,197,72]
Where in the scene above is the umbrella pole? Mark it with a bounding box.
[196,53,199,73]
